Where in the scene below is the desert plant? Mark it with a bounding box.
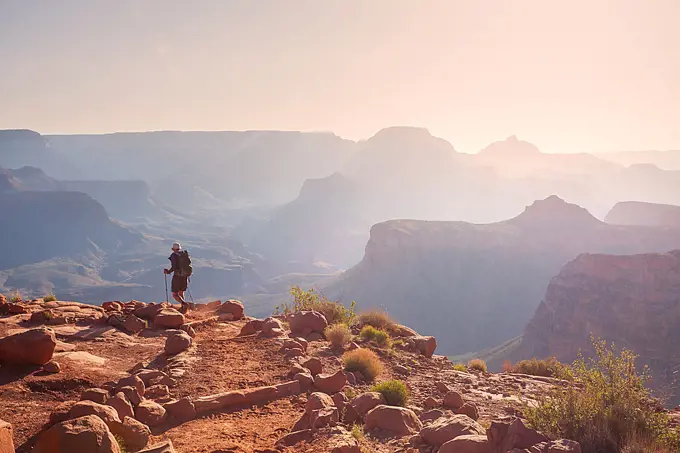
[525,337,680,453]
[358,310,395,330]
[274,286,357,325]
[43,293,57,302]
[325,323,352,349]
[343,349,384,382]
[115,435,129,453]
[468,359,487,373]
[9,291,22,303]
[452,363,467,372]
[344,386,357,400]
[351,423,364,441]
[371,379,410,406]
[509,357,573,380]
[359,325,392,348]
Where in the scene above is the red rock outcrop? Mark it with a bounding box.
[520,250,680,403]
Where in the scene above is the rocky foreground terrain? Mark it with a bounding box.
[0,296,604,453]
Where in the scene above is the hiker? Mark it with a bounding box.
[164,242,192,314]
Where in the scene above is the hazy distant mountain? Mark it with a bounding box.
[0,191,142,270]
[605,201,680,226]
[324,196,680,355]
[597,150,680,171]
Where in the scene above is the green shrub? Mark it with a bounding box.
[452,363,467,372]
[358,310,395,330]
[43,293,57,302]
[351,423,364,441]
[468,359,487,372]
[525,337,680,453]
[274,286,356,325]
[509,357,572,380]
[114,435,129,453]
[9,291,22,303]
[344,386,357,400]
[343,349,384,382]
[325,323,352,349]
[359,325,392,348]
[371,379,410,407]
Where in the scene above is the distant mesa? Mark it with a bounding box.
[325,196,680,355]
[605,201,680,227]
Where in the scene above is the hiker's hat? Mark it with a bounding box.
[172,242,181,251]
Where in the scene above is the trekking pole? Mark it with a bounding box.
[164,273,169,303]
[187,277,195,305]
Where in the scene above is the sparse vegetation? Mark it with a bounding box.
[358,310,395,330]
[9,291,22,303]
[351,423,364,441]
[468,358,487,372]
[525,337,680,453]
[344,386,357,400]
[370,379,410,407]
[507,357,573,380]
[452,363,467,372]
[115,435,129,453]
[324,323,352,349]
[342,349,384,382]
[359,325,392,348]
[43,293,57,302]
[274,286,357,325]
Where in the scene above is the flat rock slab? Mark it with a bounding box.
[54,351,107,366]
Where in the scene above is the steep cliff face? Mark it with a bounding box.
[0,191,142,270]
[520,250,680,402]
[325,196,680,355]
[605,201,680,227]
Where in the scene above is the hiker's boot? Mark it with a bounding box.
[180,302,189,314]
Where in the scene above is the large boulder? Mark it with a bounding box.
[164,331,192,355]
[443,391,465,410]
[116,375,145,397]
[133,304,164,321]
[302,357,322,376]
[138,440,176,453]
[153,309,185,329]
[239,319,264,336]
[0,419,13,453]
[135,400,167,427]
[122,315,146,334]
[0,327,57,365]
[420,414,485,447]
[439,434,491,453]
[259,317,285,337]
[314,370,347,394]
[106,393,134,420]
[413,336,437,357]
[218,300,244,320]
[68,401,121,426]
[364,405,422,435]
[350,392,386,418]
[289,311,328,335]
[81,388,110,405]
[109,417,151,452]
[163,398,196,423]
[33,415,121,453]
[487,418,548,452]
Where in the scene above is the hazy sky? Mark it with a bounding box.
[1,0,678,153]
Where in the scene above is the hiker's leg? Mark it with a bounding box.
[172,291,184,304]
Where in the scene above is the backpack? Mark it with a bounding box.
[176,250,193,277]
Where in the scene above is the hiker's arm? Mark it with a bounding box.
[166,255,178,274]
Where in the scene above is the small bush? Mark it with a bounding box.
[325,323,352,349]
[274,286,356,325]
[344,386,357,400]
[115,435,129,453]
[359,325,392,348]
[343,349,384,382]
[358,310,394,330]
[9,291,22,303]
[525,337,680,453]
[351,423,364,441]
[371,379,410,407]
[468,359,487,373]
[43,293,57,302]
[452,363,467,372]
[510,357,572,380]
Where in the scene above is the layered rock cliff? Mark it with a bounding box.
[325,196,680,355]
[520,250,680,403]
